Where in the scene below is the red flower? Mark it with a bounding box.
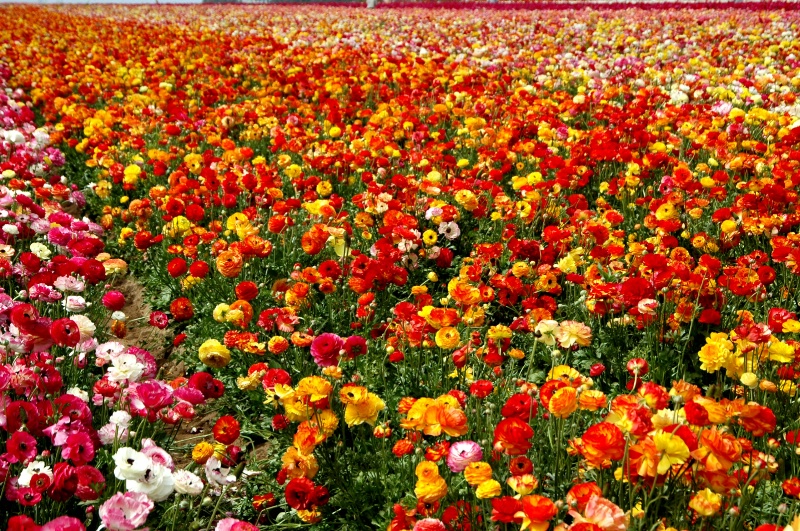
[48,462,78,502]
[501,393,536,421]
[75,465,105,501]
[167,257,188,277]
[285,477,328,510]
[493,417,534,456]
[490,496,522,524]
[7,515,40,531]
[684,400,711,427]
[343,335,368,359]
[469,380,494,399]
[213,415,240,444]
[50,318,80,347]
[7,431,37,463]
[101,291,126,311]
[782,477,800,499]
[149,311,169,329]
[508,456,533,477]
[170,297,194,321]
[235,281,259,301]
[189,260,210,278]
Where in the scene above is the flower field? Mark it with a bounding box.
[1,3,800,530]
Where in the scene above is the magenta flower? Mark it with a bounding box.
[62,432,95,466]
[41,516,85,531]
[309,333,343,368]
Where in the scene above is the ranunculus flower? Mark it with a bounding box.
[309,333,343,368]
[446,440,483,473]
[99,491,154,531]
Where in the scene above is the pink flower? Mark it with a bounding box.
[215,519,258,531]
[41,516,85,531]
[569,495,629,531]
[413,519,446,531]
[446,440,483,473]
[141,438,174,471]
[102,291,126,311]
[99,491,154,531]
[309,333,343,368]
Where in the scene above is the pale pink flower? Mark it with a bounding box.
[99,491,154,531]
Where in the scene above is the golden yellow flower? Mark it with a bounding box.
[198,339,231,369]
[476,479,502,499]
[192,442,214,464]
[344,392,385,427]
[295,376,332,403]
[282,446,320,479]
[464,461,493,486]
[435,327,461,349]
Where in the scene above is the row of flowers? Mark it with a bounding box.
[0,62,259,530]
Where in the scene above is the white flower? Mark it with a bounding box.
[3,130,25,144]
[126,462,174,502]
[29,242,51,260]
[173,470,204,495]
[96,342,126,366]
[71,314,96,340]
[64,296,87,312]
[66,387,90,402]
[113,448,152,481]
[111,311,127,321]
[107,353,144,383]
[534,320,561,347]
[2,224,18,235]
[205,457,236,488]
[110,410,132,427]
[438,221,460,240]
[18,461,53,487]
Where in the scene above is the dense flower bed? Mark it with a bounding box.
[2,4,800,531]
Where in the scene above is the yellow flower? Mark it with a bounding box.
[309,409,339,437]
[487,325,512,340]
[344,393,385,427]
[689,488,721,517]
[212,303,231,322]
[464,461,493,486]
[422,230,438,246]
[295,376,332,403]
[783,320,800,333]
[698,333,734,373]
[653,430,690,475]
[198,339,231,369]
[415,462,448,503]
[511,262,531,278]
[475,479,501,499]
[285,164,302,179]
[282,446,320,479]
[768,340,795,363]
[435,327,460,349]
[507,474,538,496]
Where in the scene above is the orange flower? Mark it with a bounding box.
[517,495,557,531]
[576,422,625,469]
[216,249,243,278]
[691,428,742,473]
[578,390,607,412]
[548,387,578,418]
